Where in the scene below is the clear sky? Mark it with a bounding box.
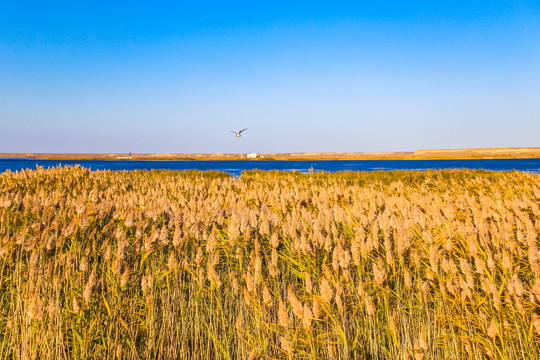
[1,1,539,153]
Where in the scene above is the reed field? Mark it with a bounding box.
[1,166,539,359]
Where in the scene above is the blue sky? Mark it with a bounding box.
[1,1,539,153]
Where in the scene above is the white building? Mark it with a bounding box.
[247,153,257,159]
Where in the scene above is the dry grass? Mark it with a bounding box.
[0,166,539,359]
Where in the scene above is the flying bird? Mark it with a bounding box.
[231,128,248,137]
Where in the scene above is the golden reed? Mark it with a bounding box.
[0,166,538,359]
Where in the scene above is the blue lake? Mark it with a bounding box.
[1,158,539,177]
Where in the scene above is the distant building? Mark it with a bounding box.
[247,153,257,159]
[117,152,133,160]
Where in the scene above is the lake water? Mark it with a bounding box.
[1,158,539,177]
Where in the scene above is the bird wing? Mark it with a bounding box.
[230,131,237,134]
[238,128,248,134]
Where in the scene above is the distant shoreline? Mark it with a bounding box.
[1,147,539,161]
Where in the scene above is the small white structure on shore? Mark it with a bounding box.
[117,152,133,160]
[247,153,257,159]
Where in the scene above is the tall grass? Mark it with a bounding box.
[0,165,539,359]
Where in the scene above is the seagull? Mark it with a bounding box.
[231,128,248,137]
